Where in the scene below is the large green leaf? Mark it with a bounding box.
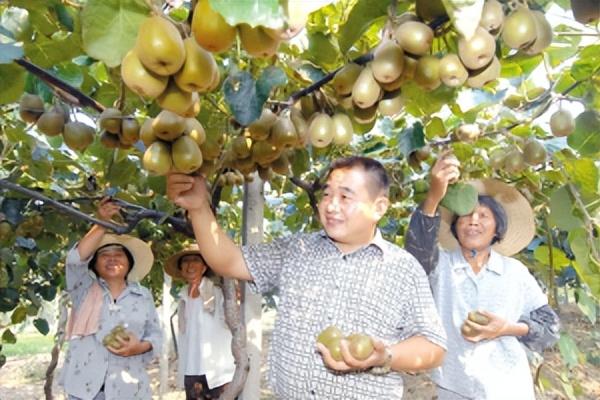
[402,82,458,117]
[563,158,599,196]
[533,245,571,269]
[337,0,390,54]
[441,182,479,216]
[567,110,600,156]
[548,185,581,231]
[81,0,149,68]
[224,66,287,125]
[306,31,338,66]
[558,333,581,369]
[575,288,597,325]
[24,32,82,68]
[0,43,24,64]
[210,0,285,29]
[571,45,600,81]
[0,63,26,104]
[1,329,16,344]
[10,306,27,324]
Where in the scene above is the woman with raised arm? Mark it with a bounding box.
[405,154,560,400]
[59,198,162,400]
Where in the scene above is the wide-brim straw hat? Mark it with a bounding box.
[94,234,154,282]
[439,179,535,256]
[164,244,203,280]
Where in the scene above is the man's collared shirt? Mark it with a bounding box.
[242,230,446,399]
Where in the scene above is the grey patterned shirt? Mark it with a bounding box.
[59,247,162,400]
[242,230,447,399]
[406,208,560,399]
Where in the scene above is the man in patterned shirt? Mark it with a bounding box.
[167,156,447,399]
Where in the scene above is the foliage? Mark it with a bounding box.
[0,0,599,396]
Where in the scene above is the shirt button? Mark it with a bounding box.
[310,389,316,396]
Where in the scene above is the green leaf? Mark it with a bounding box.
[105,157,139,188]
[533,245,571,269]
[0,63,26,104]
[337,0,390,54]
[33,318,49,335]
[24,32,82,68]
[398,122,425,158]
[568,110,600,156]
[441,182,478,216]
[81,0,150,68]
[11,306,27,324]
[575,288,597,324]
[306,32,338,66]
[224,67,286,126]
[425,117,446,139]
[545,25,581,68]
[291,148,310,177]
[571,45,600,81]
[402,82,458,117]
[0,43,24,64]
[563,158,599,195]
[2,329,16,344]
[210,0,284,29]
[558,333,580,369]
[0,288,19,312]
[548,186,581,231]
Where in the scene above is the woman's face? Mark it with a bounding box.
[95,246,130,281]
[455,204,497,252]
[179,254,207,282]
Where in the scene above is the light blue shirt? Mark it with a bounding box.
[430,249,548,399]
[59,247,162,400]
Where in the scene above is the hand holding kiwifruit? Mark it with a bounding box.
[346,333,374,361]
[460,311,490,338]
[317,325,344,361]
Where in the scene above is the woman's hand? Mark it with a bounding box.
[107,331,151,357]
[316,337,388,373]
[462,310,508,342]
[422,152,461,215]
[96,197,121,222]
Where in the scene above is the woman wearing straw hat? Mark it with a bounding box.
[405,155,560,400]
[165,245,235,400]
[59,198,162,400]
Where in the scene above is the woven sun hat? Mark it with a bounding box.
[93,234,154,282]
[164,244,206,280]
[439,179,535,256]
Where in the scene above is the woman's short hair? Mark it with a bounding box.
[89,244,134,280]
[450,195,508,245]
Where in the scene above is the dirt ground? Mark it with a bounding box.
[0,304,598,399]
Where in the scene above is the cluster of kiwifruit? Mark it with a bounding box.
[102,324,129,349]
[317,326,375,362]
[140,110,206,176]
[18,94,95,152]
[328,0,555,123]
[121,14,219,116]
[191,0,294,57]
[97,108,141,150]
[0,213,44,242]
[488,138,547,174]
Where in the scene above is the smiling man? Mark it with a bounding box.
[167,156,446,399]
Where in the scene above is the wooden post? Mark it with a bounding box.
[240,176,265,399]
[160,272,173,398]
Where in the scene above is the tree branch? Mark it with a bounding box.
[290,176,321,216]
[14,58,105,112]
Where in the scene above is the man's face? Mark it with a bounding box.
[317,167,388,250]
[179,254,207,282]
[95,246,130,281]
[455,204,498,251]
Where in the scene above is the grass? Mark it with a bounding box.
[2,333,54,357]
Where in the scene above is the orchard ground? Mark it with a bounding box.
[0,304,598,399]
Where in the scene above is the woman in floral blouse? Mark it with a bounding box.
[59,198,162,400]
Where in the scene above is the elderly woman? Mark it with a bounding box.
[405,155,560,400]
[164,245,235,400]
[59,198,162,400]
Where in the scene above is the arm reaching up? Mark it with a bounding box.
[77,197,120,260]
[167,173,252,281]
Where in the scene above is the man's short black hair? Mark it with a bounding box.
[325,156,390,197]
[89,244,134,280]
[450,195,508,245]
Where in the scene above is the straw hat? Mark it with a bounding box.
[439,179,535,256]
[93,234,154,282]
[164,244,205,280]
